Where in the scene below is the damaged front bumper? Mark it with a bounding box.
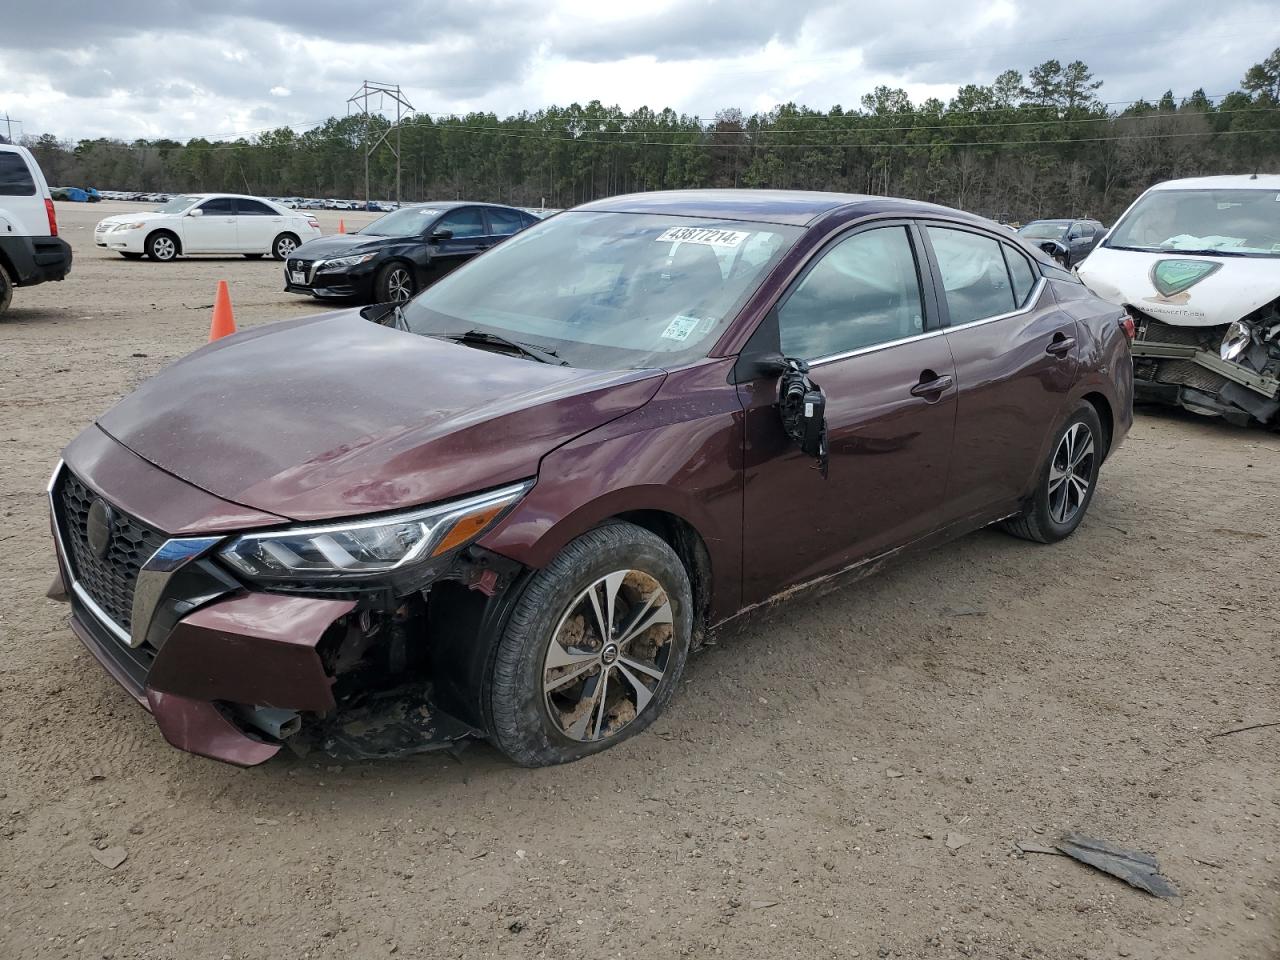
[48,458,499,767]
[1130,310,1280,426]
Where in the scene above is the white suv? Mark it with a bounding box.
[0,143,72,316]
[95,193,322,261]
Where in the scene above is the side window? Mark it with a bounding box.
[199,197,236,215]
[0,152,36,196]
[927,227,1016,326]
[237,199,276,216]
[777,226,924,360]
[1002,245,1037,307]
[435,208,485,238]
[485,207,526,236]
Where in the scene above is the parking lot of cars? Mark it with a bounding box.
[0,199,1276,958]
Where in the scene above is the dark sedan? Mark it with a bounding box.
[284,201,539,304]
[49,190,1133,768]
[1018,218,1106,268]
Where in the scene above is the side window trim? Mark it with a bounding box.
[917,220,1045,330]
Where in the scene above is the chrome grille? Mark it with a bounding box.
[58,471,168,633]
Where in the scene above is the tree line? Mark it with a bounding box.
[18,49,1280,224]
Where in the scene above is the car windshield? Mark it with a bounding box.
[1019,222,1069,240]
[360,205,446,237]
[1106,188,1280,257]
[400,211,802,370]
[156,195,199,214]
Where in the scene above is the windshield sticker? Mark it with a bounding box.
[655,226,750,248]
[661,315,701,341]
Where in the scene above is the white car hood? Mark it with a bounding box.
[1078,246,1280,327]
[97,211,175,227]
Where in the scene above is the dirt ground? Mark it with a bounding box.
[1,200,1276,960]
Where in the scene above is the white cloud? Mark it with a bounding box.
[0,0,1275,142]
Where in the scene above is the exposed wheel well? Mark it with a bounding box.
[612,510,712,646]
[1081,391,1114,460]
[146,228,181,255]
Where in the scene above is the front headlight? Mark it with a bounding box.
[218,481,530,583]
[1220,320,1251,362]
[115,221,146,231]
[319,253,376,270]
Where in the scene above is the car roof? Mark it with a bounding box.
[1146,174,1280,191]
[576,189,997,228]
[1023,218,1074,225]
[404,201,527,211]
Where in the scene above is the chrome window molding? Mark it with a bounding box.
[806,276,1047,369]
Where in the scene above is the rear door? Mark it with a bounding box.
[923,224,1078,523]
[0,147,48,236]
[482,206,530,249]
[235,198,283,253]
[182,197,238,252]
[738,222,957,604]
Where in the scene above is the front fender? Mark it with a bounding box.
[478,359,745,623]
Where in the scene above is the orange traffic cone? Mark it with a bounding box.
[338,218,346,234]
[209,280,236,342]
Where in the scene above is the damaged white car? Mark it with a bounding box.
[1077,175,1280,427]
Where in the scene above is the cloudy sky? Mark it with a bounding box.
[2,0,1277,142]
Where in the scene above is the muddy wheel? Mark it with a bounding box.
[0,262,11,316]
[146,231,178,261]
[1002,401,1102,543]
[486,522,692,766]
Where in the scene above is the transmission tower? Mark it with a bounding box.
[346,81,414,206]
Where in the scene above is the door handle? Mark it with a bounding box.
[1046,335,1076,357]
[910,373,953,397]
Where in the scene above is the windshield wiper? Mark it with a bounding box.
[437,330,568,365]
[391,304,410,331]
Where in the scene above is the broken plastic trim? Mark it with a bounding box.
[778,358,829,477]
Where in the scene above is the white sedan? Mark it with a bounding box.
[94,193,322,261]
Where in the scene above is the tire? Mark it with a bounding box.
[0,262,12,316]
[487,522,693,767]
[119,252,144,260]
[374,261,414,303]
[146,231,178,261]
[272,233,300,260]
[1002,401,1103,544]
[243,252,265,260]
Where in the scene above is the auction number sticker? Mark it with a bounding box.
[655,226,750,248]
[661,315,702,341]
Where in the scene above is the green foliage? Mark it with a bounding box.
[23,50,1280,222]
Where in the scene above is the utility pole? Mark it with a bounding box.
[1,113,17,144]
[346,81,413,207]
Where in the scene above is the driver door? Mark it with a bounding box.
[737,222,957,605]
[182,197,238,252]
[421,207,488,287]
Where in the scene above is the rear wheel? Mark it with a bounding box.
[272,233,300,260]
[486,523,692,766]
[146,231,178,261]
[0,262,12,316]
[1002,401,1102,543]
[375,262,414,303]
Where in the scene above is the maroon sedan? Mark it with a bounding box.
[48,190,1133,767]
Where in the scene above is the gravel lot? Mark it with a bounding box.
[1,201,1277,959]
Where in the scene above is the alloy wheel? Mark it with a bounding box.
[388,268,412,302]
[152,236,176,260]
[1048,422,1094,525]
[276,236,297,258]
[542,569,674,743]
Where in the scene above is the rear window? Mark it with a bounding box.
[0,152,36,197]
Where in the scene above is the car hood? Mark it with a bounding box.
[291,233,394,260]
[97,211,175,227]
[96,310,665,522]
[1077,246,1280,327]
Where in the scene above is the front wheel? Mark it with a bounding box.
[374,262,414,303]
[146,231,178,261]
[0,262,12,316]
[272,233,299,260]
[1002,401,1103,543]
[486,523,692,766]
